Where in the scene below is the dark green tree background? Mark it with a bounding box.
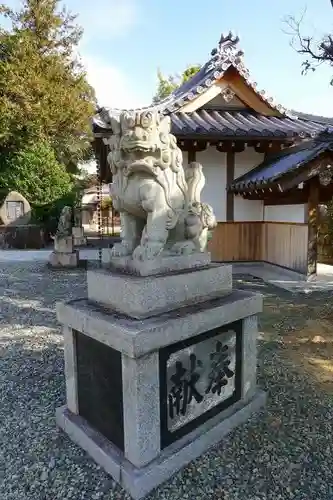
[0,0,97,206]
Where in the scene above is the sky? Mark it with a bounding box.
[72,0,333,116]
[2,0,333,115]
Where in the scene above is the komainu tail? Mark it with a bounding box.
[185,162,205,205]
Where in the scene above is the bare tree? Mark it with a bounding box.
[284,4,333,83]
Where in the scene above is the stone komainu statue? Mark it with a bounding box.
[106,109,216,261]
[56,206,72,237]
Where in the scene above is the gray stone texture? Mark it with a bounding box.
[122,352,160,467]
[0,190,31,225]
[48,250,78,268]
[56,390,266,499]
[166,329,237,432]
[86,264,232,319]
[242,315,259,399]
[56,290,263,358]
[72,226,87,246]
[54,235,73,253]
[56,406,122,483]
[56,252,264,499]
[104,251,212,276]
[63,326,79,414]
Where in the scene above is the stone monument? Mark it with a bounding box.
[0,190,31,225]
[56,109,265,499]
[48,206,78,268]
[72,225,87,246]
[72,191,87,247]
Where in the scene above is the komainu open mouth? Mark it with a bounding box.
[122,140,156,153]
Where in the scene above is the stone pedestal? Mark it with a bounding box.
[56,258,265,499]
[102,249,212,276]
[72,226,87,247]
[48,236,78,268]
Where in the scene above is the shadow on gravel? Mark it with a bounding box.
[234,273,333,392]
[0,263,87,332]
[2,328,333,500]
[1,267,333,500]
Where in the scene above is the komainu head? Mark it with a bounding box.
[107,109,183,177]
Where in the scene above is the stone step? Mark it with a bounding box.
[87,263,233,319]
[102,250,212,277]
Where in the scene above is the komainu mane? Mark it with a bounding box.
[107,109,216,261]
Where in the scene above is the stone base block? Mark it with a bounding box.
[56,391,266,499]
[87,263,232,319]
[56,289,264,499]
[48,250,78,268]
[72,227,87,246]
[72,226,85,238]
[57,290,262,358]
[73,236,87,246]
[54,236,73,253]
[102,250,212,276]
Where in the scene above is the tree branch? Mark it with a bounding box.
[284,9,333,82]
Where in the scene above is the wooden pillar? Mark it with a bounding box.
[226,151,235,221]
[307,177,319,277]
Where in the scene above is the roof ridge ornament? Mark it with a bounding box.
[207,31,244,72]
[205,31,295,118]
[211,31,243,58]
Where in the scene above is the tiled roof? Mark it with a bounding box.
[93,109,329,140]
[292,112,333,126]
[92,31,293,130]
[155,32,291,116]
[228,137,333,193]
[91,32,333,146]
[171,110,327,139]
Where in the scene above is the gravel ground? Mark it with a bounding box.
[1,264,333,500]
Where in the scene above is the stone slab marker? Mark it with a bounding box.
[72,226,87,247]
[56,108,266,499]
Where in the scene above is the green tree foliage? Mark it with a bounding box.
[0,141,73,206]
[153,65,201,103]
[0,0,96,170]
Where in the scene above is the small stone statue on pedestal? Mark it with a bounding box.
[48,206,78,268]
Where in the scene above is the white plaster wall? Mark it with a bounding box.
[196,147,226,222]
[234,148,264,221]
[184,146,306,225]
[264,204,306,223]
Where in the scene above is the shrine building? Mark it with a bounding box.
[92,32,333,278]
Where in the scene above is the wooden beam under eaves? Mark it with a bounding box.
[216,141,245,153]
